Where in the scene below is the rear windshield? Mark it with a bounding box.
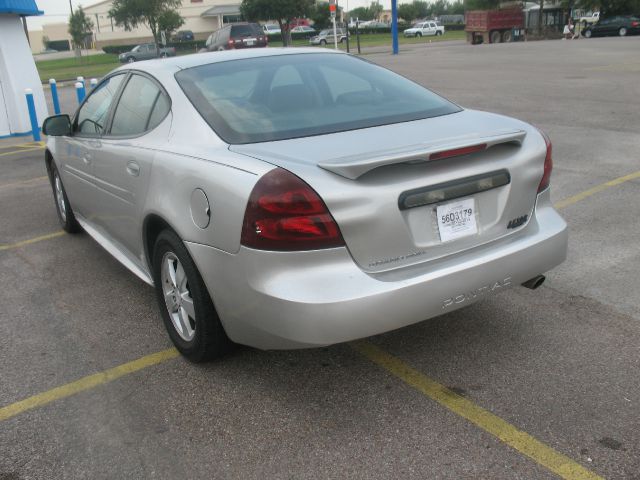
[231,24,260,37]
[175,53,461,144]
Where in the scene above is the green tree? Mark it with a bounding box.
[369,1,384,19]
[349,6,374,21]
[310,2,332,30]
[68,7,94,57]
[109,0,183,51]
[241,0,314,46]
[158,9,185,43]
[449,0,465,14]
[398,3,420,22]
[463,0,500,10]
[431,0,450,16]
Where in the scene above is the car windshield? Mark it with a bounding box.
[175,53,461,144]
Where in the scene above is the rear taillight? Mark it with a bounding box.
[536,128,553,193]
[632,21,639,26]
[241,168,345,251]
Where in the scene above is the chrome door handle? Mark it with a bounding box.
[126,161,140,177]
[82,155,92,165]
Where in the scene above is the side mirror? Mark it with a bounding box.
[42,114,71,136]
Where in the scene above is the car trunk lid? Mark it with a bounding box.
[231,109,547,273]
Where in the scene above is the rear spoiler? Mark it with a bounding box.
[318,128,526,180]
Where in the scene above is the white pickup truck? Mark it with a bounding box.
[403,21,445,37]
[579,12,600,26]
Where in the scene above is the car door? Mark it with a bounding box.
[62,73,126,218]
[89,72,171,259]
[592,18,609,36]
[428,22,437,35]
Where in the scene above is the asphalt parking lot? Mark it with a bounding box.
[1,37,639,479]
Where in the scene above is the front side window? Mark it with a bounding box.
[176,53,460,144]
[75,74,125,136]
[110,74,170,136]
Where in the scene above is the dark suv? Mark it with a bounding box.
[202,23,267,51]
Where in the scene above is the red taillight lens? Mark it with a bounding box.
[241,168,345,251]
[631,21,639,26]
[536,128,553,192]
[429,143,487,161]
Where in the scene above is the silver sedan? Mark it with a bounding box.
[41,48,567,361]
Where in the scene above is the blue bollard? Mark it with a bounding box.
[391,0,399,55]
[75,81,86,104]
[24,88,41,141]
[90,78,98,90]
[49,78,61,115]
[77,76,85,88]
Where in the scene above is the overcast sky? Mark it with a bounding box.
[26,0,396,30]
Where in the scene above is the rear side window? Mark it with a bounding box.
[110,74,170,136]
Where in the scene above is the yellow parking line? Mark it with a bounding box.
[0,175,48,190]
[14,141,46,148]
[352,341,603,480]
[555,170,640,210]
[0,348,179,423]
[0,231,65,252]
[0,146,44,157]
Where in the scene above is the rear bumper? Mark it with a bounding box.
[187,189,567,350]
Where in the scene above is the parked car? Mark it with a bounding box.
[173,30,194,42]
[263,24,281,35]
[360,20,388,29]
[579,11,600,26]
[309,28,348,45]
[582,15,640,37]
[41,48,567,362]
[202,23,268,51]
[118,44,176,63]
[403,21,445,37]
[290,25,316,36]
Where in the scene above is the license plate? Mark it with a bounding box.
[436,198,477,243]
[245,39,256,46]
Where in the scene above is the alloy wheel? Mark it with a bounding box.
[161,252,196,341]
[54,172,67,222]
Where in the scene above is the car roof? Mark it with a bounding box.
[114,48,344,76]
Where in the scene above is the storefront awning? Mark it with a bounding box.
[201,4,240,18]
[0,0,43,16]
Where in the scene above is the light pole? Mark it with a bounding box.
[69,0,74,15]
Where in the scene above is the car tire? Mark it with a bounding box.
[127,56,135,63]
[502,30,512,42]
[152,229,232,362]
[217,46,225,51]
[584,29,592,38]
[161,52,168,58]
[416,32,422,38]
[490,30,502,43]
[436,31,442,36]
[49,162,81,233]
[320,39,327,45]
[619,27,627,36]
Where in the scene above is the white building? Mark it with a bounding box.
[83,0,241,47]
[0,0,48,138]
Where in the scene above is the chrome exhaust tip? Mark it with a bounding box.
[522,275,546,290]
